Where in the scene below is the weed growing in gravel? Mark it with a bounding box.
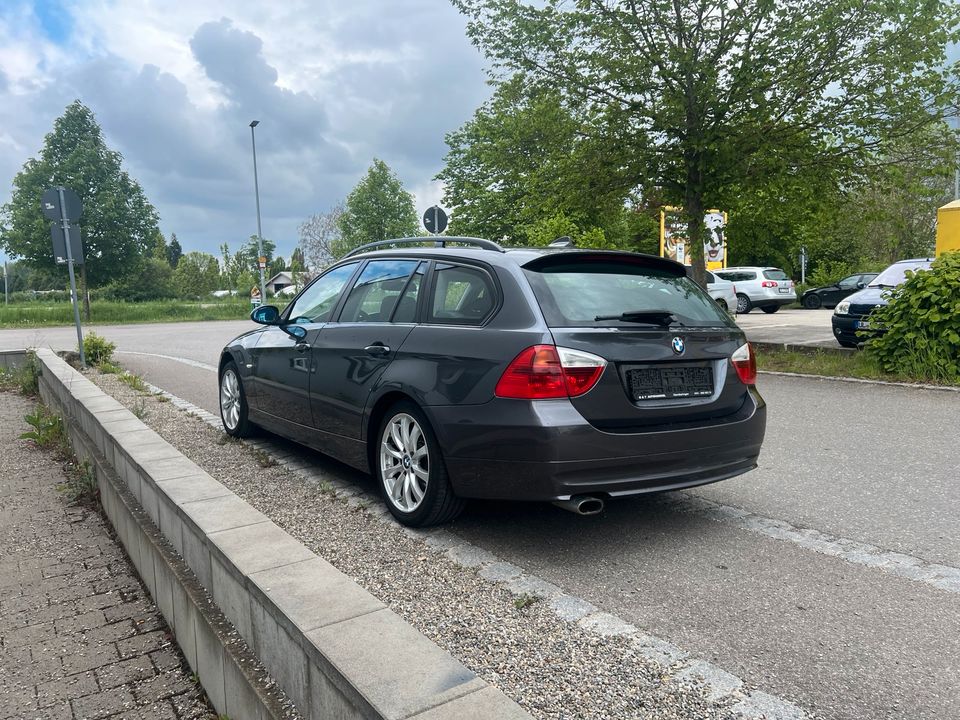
[98,361,122,375]
[20,405,69,457]
[58,459,98,505]
[217,434,240,446]
[155,392,170,403]
[132,398,149,420]
[118,371,149,393]
[251,448,277,467]
[0,353,39,395]
[318,480,335,495]
[514,594,539,610]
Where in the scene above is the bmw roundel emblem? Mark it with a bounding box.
[671,336,685,355]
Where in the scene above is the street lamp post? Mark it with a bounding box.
[249,120,267,304]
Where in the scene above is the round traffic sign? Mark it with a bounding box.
[423,205,448,235]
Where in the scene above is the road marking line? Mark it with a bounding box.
[116,350,217,373]
[664,494,960,594]
[143,379,812,719]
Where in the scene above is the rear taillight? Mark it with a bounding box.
[731,343,757,386]
[495,345,607,399]
[761,281,777,288]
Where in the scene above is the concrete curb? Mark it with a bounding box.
[23,348,531,720]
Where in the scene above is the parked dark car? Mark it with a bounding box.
[218,238,767,526]
[831,258,934,347]
[800,273,879,309]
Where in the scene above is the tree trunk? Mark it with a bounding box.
[80,264,91,321]
[685,176,707,290]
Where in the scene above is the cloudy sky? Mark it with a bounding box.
[0,0,492,261]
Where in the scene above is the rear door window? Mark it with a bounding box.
[524,261,734,328]
[426,263,496,325]
[716,271,756,282]
[338,260,419,323]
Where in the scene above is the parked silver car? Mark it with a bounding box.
[706,271,737,313]
[714,266,796,314]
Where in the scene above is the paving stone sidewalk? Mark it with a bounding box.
[0,391,214,720]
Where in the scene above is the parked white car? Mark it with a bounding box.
[705,271,737,314]
[713,266,796,314]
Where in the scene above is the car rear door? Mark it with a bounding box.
[522,253,750,431]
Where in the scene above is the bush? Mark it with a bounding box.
[865,252,960,383]
[82,332,116,366]
[807,261,854,288]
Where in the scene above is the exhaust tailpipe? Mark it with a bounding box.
[552,495,605,516]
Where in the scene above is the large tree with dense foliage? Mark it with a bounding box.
[451,0,960,284]
[0,101,161,309]
[337,159,418,255]
[438,75,657,250]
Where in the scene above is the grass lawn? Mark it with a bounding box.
[754,345,958,387]
[0,299,256,327]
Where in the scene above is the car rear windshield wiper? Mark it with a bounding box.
[594,310,680,326]
[869,283,897,288]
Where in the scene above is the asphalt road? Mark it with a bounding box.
[2,318,958,719]
[735,307,837,347]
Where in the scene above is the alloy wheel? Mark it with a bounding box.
[220,369,241,431]
[380,413,429,512]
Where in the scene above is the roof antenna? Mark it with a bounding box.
[549,236,575,247]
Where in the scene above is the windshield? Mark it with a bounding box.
[524,262,735,328]
[869,261,931,287]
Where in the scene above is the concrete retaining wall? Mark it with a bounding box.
[24,348,529,720]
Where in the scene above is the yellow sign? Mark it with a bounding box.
[936,200,960,256]
[659,207,728,270]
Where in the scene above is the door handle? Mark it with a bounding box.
[364,344,390,357]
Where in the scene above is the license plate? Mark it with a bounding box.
[778,287,791,293]
[857,320,870,330]
[627,366,714,401]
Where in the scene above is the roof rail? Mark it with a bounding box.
[342,236,505,258]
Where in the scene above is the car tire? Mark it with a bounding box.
[803,294,822,309]
[219,361,255,438]
[715,298,728,311]
[736,294,752,314]
[376,400,465,527]
[761,305,780,314]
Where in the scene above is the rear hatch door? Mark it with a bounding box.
[522,253,749,431]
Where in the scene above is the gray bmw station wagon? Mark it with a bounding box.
[218,238,766,526]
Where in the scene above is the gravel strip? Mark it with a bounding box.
[87,368,798,720]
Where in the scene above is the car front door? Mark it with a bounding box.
[248,262,360,434]
[309,259,425,449]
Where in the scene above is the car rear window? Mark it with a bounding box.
[762,269,789,280]
[716,271,755,282]
[524,262,735,328]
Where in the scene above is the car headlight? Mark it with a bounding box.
[835,301,850,315]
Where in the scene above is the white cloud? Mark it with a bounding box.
[0,0,490,262]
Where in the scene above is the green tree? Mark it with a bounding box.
[149,232,168,262]
[337,159,418,255]
[452,0,960,285]
[172,251,220,298]
[101,257,176,302]
[439,76,648,248]
[0,100,161,313]
[167,233,182,268]
[241,235,276,273]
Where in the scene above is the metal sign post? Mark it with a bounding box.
[44,186,86,367]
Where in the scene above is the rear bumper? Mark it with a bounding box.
[425,390,766,501]
[751,293,796,307]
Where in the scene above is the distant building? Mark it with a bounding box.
[265,271,307,295]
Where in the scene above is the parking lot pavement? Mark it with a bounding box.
[0,391,213,720]
[735,308,837,347]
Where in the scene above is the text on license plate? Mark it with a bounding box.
[627,366,714,401]
[857,320,870,329]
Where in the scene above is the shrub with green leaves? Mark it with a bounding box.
[82,332,116,366]
[866,252,960,383]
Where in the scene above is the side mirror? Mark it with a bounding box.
[251,305,280,325]
[856,282,866,289]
